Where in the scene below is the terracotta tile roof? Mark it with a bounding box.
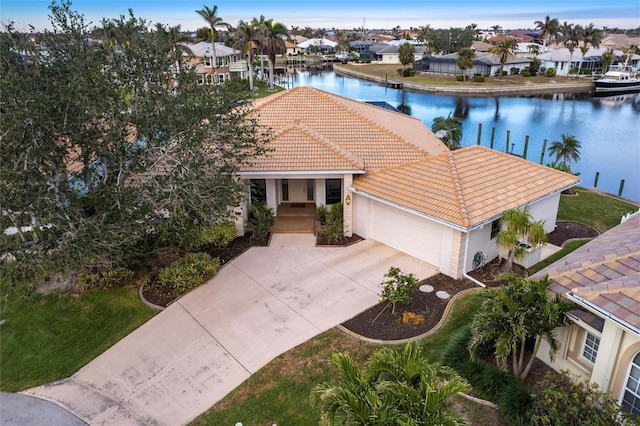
[352,145,579,228]
[244,86,447,172]
[241,122,365,172]
[534,214,640,333]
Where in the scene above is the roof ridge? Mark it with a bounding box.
[447,151,470,228]
[274,122,365,170]
[316,90,431,157]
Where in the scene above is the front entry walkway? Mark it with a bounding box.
[22,237,438,426]
[270,202,318,234]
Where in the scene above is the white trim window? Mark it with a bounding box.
[581,332,600,364]
[204,57,212,67]
[622,352,640,415]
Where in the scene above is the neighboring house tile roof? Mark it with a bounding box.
[181,41,240,58]
[352,146,579,229]
[244,86,448,172]
[534,214,640,333]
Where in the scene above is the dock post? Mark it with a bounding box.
[523,136,529,159]
[505,131,510,153]
[490,127,496,149]
[619,179,625,197]
[540,139,547,164]
[594,172,600,188]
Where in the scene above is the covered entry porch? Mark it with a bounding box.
[270,203,319,234]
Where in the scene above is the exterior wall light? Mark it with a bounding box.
[345,195,351,205]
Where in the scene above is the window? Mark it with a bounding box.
[306,179,314,201]
[197,74,204,85]
[622,353,640,415]
[250,179,266,204]
[325,179,342,205]
[582,332,600,364]
[204,57,212,67]
[490,219,501,239]
[282,179,289,201]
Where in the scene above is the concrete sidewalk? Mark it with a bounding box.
[20,236,437,425]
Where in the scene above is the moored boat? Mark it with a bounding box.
[594,64,640,93]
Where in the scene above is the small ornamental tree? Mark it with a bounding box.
[379,267,418,315]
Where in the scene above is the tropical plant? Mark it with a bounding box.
[578,23,603,72]
[534,15,560,52]
[560,22,581,73]
[248,202,274,240]
[379,267,418,315]
[253,17,287,90]
[495,208,547,272]
[195,5,230,88]
[469,275,575,381]
[321,203,345,244]
[398,42,415,70]
[432,114,463,149]
[548,133,581,166]
[155,252,221,297]
[457,47,476,81]
[526,44,541,57]
[600,48,615,72]
[489,38,519,78]
[231,19,260,92]
[311,341,470,425]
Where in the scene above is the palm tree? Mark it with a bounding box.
[457,47,476,81]
[255,18,287,90]
[432,115,463,149]
[577,23,603,72]
[232,20,260,92]
[489,38,518,78]
[548,133,581,166]
[195,5,229,87]
[495,208,547,273]
[560,22,580,73]
[600,48,615,73]
[398,42,415,70]
[469,275,574,381]
[311,342,470,425]
[534,15,560,52]
[491,24,503,35]
[526,43,541,57]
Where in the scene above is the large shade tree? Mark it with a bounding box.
[469,275,575,381]
[312,341,470,425]
[195,4,230,86]
[1,1,267,284]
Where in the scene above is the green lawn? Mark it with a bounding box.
[528,239,591,275]
[0,286,157,392]
[191,291,487,425]
[557,187,638,233]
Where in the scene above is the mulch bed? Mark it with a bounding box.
[547,220,599,246]
[341,274,476,341]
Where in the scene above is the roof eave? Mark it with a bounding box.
[567,291,640,338]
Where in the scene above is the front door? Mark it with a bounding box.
[282,179,313,202]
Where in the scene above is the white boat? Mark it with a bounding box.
[594,64,640,93]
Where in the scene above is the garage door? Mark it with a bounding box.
[370,201,444,268]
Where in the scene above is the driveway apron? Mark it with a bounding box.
[21,236,438,425]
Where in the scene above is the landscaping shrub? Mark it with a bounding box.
[473,74,485,82]
[546,67,557,77]
[529,370,636,425]
[497,382,533,425]
[522,69,531,77]
[456,75,464,81]
[316,204,328,224]
[156,252,220,298]
[402,68,415,77]
[77,267,134,290]
[248,202,275,240]
[184,222,237,250]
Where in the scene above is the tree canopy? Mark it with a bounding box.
[1,1,268,284]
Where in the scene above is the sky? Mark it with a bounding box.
[2,0,639,32]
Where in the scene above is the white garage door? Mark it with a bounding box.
[370,202,444,268]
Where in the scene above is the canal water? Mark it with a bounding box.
[288,69,640,203]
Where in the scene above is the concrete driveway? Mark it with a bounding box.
[22,235,438,425]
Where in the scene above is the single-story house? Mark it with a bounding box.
[414,52,532,76]
[368,44,428,64]
[181,41,246,84]
[538,47,640,75]
[235,86,578,279]
[533,212,640,416]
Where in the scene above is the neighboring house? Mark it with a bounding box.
[601,34,640,51]
[235,86,578,279]
[471,40,494,52]
[297,37,337,54]
[538,47,640,75]
[415,52,532,76]
[533,212,640,416]
[181,41,246,84]
[368,44,427,64]
[284,40,303,57]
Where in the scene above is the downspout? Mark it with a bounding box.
[462,230,487,288]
